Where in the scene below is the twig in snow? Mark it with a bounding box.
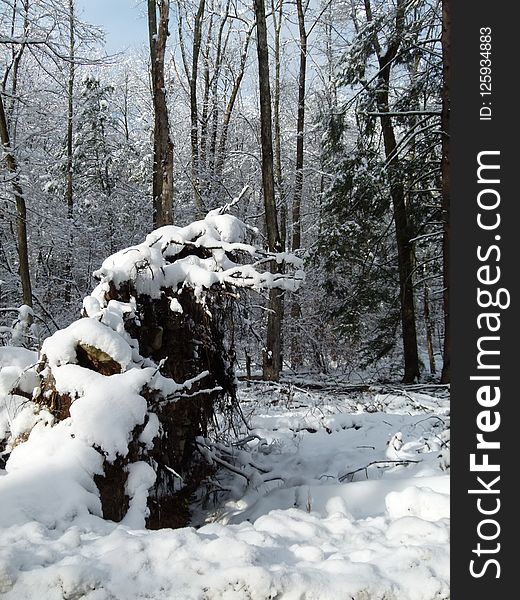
[339,459,421,483]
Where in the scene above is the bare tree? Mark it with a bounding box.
[177,0,253,209]
[440,0,450,383]
[64,0,75,304]
[206,0,230,195]
[189,0,206,215]
[253,0,283,381]
[271,0,285,233]
[290,0,308,369]
[148,0,174,226]
[0,93,33,308]
[2,0,29,125]
[198,4,214,191]
[214,20,254,180]
[0,0,32,309]
[65,0,75,221]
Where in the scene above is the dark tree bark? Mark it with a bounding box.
[271,0,283,204]
[188,0,206,216]
[440,0,450,383]
[148,0,174,227]
[377,78,420,383]
[254,0,282,381]
[64,0,75,304]
[290,0,307,370]
[292,0,306,253]
[0,92,33,308]
[65,0,75,220]
[423,282,436,375]
[366,0,420,383]
[199,9,213,189]
[268,0,287,373]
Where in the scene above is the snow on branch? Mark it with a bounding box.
[90,207,304,304]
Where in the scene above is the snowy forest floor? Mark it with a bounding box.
[0,377,450,600]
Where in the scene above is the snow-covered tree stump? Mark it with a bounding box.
[34,207,303,528]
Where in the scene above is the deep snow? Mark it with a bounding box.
[0,354,450,599]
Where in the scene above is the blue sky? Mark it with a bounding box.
[77,0,148,51]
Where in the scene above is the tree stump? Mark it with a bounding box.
[33,210,303,528]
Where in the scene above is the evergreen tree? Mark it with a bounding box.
[316,0,444,379]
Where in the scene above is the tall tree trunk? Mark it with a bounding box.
[64,0,75,304]
[378,95,419,383]
[207,2,231,204]
[254,0,282,381]
[365,0,419,383]
[423,282,436,375]
[292,0,306,250]
[189,0,206,216]
[271,0,283,205]
[0,93,32,308]
[440,0,450,383]
[290,0,307,370]
[364,0,419,383]
[199,9,213,192]
[122,72,130,142]
[269,0,286,372]
[148,0,174,227]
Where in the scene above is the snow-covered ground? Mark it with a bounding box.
[0,359,450,599]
